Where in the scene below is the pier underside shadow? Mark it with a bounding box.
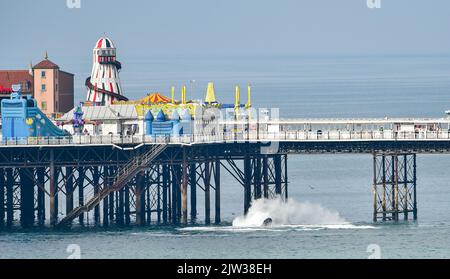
[0,139,440,229]
[0,143,288,229]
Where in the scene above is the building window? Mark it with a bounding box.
[41,84,46,92]
[41,101,47,111]
[41,71,46,78]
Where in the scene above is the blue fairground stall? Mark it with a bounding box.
[1,85,69,140]
[145,108,192,137]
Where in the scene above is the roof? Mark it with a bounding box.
[33,59,59,69]
[59,70,74,76]
[171,109,180,120]
[156,109,166,121]
[140,93,171,104]
[0,70,33,93]
[145,110,154,121]
[95,37,115,49]
[110,104,138,118]
[58,104,138,121]
[205,82,217,103]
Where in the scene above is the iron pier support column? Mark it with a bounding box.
[284,154,288,200]
[66,167,74,221]
[19,168,34,228]
[176,165,182,223]
[274,155,282,196]
[136,172,145,226]
[413,154,418,220]
[181,151,188,225]
[92,166,100,225]
[125,185,131,225]
[381,155,387,221]
[263,156,269,199]
[244,155,252,214]
[162,165,169,224]
[372,153,384,222]
[372,154,377,222]
[254,157,262,200]
[37,168,45,226]
[156,165,161,224]
[168,166,172,223]
[204,161,211,225]
[190,163,197,223]
[6,169,14,227]
[214,159,221,224]
[0,169,4,228]
[117,186,125,226]
[392,155,399,221]
[146,171,151,224]
[49,151,58,227]
[171,165,180,224]
[102,166,109,227]
[78,167,85,226]
[403,154,408,221]
[108,167,115,223]
[117,168,127,226]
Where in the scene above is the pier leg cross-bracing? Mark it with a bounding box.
[0,143,289,229]
[372,153,417,222]
[5,127,450,229]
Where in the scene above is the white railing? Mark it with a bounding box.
[1,130,450,146]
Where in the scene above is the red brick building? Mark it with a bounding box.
[0,55,74,116]
[0,70,33,98]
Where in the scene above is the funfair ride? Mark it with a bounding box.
[86,36,128,105]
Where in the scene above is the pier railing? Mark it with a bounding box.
[2,130,450,146]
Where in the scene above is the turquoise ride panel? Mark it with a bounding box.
[1,93,68,138]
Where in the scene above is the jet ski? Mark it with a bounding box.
[262,217,273,227]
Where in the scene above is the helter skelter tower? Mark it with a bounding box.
[86,36,128,105]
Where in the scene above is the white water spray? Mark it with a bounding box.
[232,198,346,227]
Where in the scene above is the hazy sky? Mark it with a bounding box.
[1,0,450,68]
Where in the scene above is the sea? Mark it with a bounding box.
[1,53,450,259]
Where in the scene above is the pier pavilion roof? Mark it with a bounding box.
[58,104,138,121]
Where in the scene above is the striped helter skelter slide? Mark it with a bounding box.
[86,36,128,105]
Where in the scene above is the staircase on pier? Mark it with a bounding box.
[57,144,167,227]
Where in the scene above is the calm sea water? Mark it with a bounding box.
[2,54,450,259]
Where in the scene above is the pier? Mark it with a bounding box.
[1,117,450,229]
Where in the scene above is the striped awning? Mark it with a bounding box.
[140,93,171,104]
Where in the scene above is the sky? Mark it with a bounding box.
[1,0,450,69]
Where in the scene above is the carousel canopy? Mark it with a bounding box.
[140,93,171,104]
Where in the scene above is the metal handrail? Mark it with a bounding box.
[2,130,450,147]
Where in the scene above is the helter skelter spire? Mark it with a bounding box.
[86,36,128,105]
